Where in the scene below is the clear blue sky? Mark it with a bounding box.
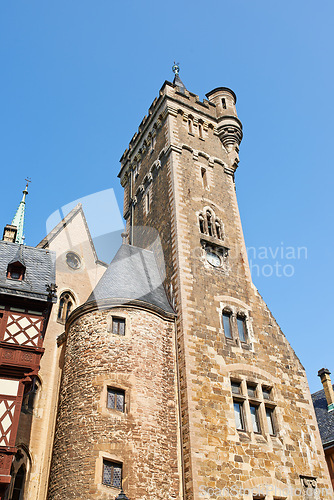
[0,1,333,392]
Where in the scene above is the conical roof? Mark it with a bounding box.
[87,244,174,315]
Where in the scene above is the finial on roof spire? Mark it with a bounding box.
[172,61,186,93]
[11,179,31,244]
[172,61,180,75]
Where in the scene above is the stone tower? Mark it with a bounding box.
[117,67,332,498]
[47,68,333,499]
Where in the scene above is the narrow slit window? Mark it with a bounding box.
[198,123,203,138]
[222,98,227,109]
[102,460,122,488]
[215,221,222,240]
[188,118,193,134]
[201,168,207,189]
[223,312,232,339]
[237,316,247,342]
[112,317,125,336]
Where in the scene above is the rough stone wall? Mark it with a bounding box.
[47,306,180,500]
[119,83,333,499]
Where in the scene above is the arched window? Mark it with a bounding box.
[199,214,205,234]
[57,292,75,324]
[11,465,25,500]
[206,211,213,237]
[215,220,222,240]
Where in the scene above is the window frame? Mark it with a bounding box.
[102,459,122,489]
[112,317,126,336]
[222,310,233,339]
[107,387,125,413]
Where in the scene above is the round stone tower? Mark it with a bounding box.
[47,244,180,500]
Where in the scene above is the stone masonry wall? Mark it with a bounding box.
[47,306,180,500]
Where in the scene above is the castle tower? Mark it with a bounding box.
[46,68,332,500]
[116,67,332,498]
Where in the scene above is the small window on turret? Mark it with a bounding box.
[222,98,227,109]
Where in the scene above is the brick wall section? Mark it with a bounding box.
[47,306,180,500]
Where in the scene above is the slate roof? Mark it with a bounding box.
[312,386,334,448]
[87,244,175,315]
[0,240,56,302]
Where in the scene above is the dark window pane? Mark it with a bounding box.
[103,461,112,485]
[247,384,256,398]
[237,317,247,342]
[250,405,261,433]
[231,382,241,395]
[103,460,122,488]
[262,388,271,400]
[107,388,125,412]
[223,313,232,339]
[234,401,244,430]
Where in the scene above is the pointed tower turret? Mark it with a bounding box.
[3,181,30,244]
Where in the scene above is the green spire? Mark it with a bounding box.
[11,180,30,244]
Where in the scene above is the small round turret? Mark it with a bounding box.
[206,87,243,152]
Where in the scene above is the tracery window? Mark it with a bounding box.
[57,292,75,324]
[198,208,223,240]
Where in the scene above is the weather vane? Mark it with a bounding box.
[172,61,180,75]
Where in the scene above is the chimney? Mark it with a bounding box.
[318,368,334,412]
[3,224,17,243]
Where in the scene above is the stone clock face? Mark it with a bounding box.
[206,250,220,267]
[66,252,81,270]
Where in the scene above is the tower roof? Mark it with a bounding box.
[172,62,186,93]
[11,181,29,244]
[87,244,174,315]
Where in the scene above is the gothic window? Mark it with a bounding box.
[198,208,223,240]
[222,310,232,339]
[215,220,222,240]
[112,317,125,336]
[199,214,205,234]
[206,211,213,236]
[57,292,75,324]
[107,388,125,412]
[102,460,122,488]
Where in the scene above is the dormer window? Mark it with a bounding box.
[7,262,25,281]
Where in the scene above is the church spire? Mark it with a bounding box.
[172,62,186,93]
[11,180,30,244]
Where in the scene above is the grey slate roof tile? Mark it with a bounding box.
[87,244,174,315]
[0,241,56,302]
[312,386,334,447]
